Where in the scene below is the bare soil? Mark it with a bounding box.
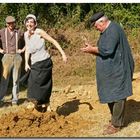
[0,53,140,138]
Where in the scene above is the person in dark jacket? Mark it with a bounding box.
[0,16,25,105]
[81,12,134,135]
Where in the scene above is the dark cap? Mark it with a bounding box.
[5,16,15,23]
[89,12,104,26]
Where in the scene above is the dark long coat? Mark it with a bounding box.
[96,21,134,103]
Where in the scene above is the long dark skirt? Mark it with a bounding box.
[28,57,53,104]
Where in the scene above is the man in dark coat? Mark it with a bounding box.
[81,12,134,135]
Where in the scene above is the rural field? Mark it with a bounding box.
[0,26,140,138]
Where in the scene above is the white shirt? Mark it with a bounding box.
[24,28,50,64]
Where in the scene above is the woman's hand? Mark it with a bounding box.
[62,53,67,63]
[25,63,31,71]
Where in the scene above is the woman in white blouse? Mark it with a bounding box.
[24,14,67,112]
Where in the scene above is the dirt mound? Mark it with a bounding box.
[0,107,91,137]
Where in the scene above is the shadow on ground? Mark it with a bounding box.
[0,98,27,108]
[56,99,93,116]
[125,99,140,126]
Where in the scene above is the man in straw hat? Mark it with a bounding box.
[0,16,25,106]
[81,12,134,135]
